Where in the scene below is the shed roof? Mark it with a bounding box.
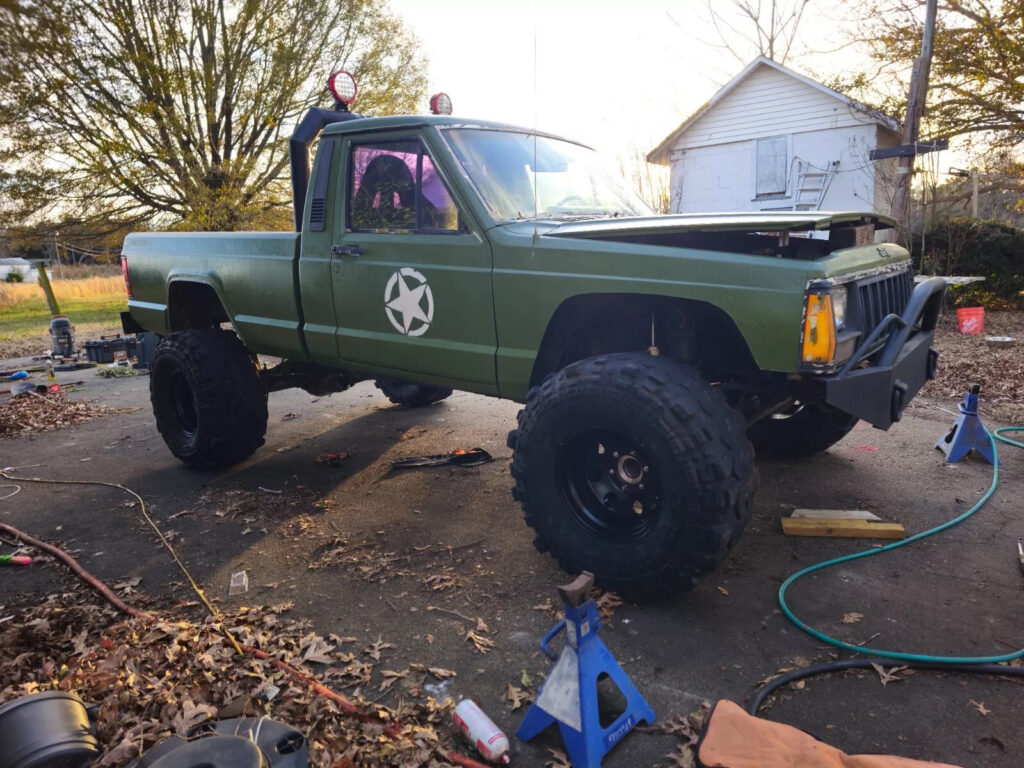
[648,56,900,165]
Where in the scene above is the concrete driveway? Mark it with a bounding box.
[2,365,1022,767]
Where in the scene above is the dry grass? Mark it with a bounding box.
[0,275,125,309]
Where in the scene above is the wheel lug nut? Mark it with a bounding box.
[639,483,645,490]
[608,469,615,476]
[642,466,650,473]
[612,451,619,458]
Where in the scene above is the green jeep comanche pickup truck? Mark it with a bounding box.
[122,73,946,599]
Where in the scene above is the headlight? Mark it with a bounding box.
[831,285,847,330]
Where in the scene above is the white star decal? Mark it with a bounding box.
[384,267,434,336]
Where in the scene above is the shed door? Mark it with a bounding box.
[755,136,788,196]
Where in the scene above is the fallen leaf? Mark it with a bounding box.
[466,631,495,654]
[871,662,909,687]
[378,669,409,691]
[364,636,395,661]
[841,612,864,624]
[969,699,991,716]
[716,586,729,596]
[546,748,572,768]
[506,683,531,710]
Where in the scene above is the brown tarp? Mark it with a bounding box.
[698,700,963,768]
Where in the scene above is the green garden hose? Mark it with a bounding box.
[779,425,1024,665]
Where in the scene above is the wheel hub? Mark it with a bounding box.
[558,430,660,539]
[615,454,645,485]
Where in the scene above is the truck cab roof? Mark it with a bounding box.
[320,114,583,146]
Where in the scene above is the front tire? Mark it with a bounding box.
[747,402,859,459]
[150,329,268,468]
[374,378,452,408]
[510,353,756,600]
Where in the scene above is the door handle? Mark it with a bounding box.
[331,244,363,257]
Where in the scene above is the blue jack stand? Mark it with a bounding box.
[936,384,995,464]
[516,572,654,768]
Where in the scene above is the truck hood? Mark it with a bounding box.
[542,211,896,239]
[521,211,897,262]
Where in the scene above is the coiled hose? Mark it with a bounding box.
[779,426,1024,664]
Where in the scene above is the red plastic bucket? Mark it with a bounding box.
[956,306,985,335]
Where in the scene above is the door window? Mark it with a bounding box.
[349,140,459,232]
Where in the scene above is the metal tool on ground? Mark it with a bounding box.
[935,385,995,464]
[392,447,493,469]
[516,572,654,768]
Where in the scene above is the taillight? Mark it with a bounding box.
[120,255,133,298]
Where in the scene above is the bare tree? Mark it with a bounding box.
[0,0,428,231]
[686,0,811,65]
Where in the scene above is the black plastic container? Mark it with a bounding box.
[0,691,99,768]
[129,718,307,768]
[83,334,138,364]
[141,736,266,768]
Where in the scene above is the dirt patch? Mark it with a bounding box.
[0,321,123,361]
[923,309,1024,423]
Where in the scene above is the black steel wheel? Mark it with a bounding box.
[374,378,452,407]
[150,329,267,468]
[747,401,859,459]
[511,352,756,600]
[560,430,661,540]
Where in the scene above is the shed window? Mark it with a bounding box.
[754,136,788,197]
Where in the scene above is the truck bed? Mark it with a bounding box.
[123,232,305,360]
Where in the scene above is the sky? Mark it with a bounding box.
[387,0,882,165]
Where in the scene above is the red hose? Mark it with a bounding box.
[0,522,152,619]
[2,521,494,768]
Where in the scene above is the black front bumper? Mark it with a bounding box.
[821,277,947,429]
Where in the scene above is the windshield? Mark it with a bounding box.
[441,128,653,221]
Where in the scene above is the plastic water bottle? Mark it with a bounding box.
[453,699,510,764]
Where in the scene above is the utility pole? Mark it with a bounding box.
[891,0,939,246]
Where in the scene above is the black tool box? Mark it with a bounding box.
[84,334,138,363]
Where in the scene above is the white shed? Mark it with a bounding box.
[0,257,41,282]
[648,57,901,220]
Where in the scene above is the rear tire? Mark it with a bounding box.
[375,378,452,408]
[150,329,268,468]
[510,353,756,600]
[748,402,859,459]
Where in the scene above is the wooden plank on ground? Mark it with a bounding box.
[790,509,882,521]
[781,517,905,539]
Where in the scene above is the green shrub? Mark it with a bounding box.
[4,270,25,283]
[915,218,1024,306]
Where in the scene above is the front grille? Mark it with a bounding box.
[856,267,914,332]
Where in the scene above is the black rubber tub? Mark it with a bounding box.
[0,691,99,768]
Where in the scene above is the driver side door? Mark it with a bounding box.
[330,132,498,391]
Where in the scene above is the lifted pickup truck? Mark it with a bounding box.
[122,73,946,599]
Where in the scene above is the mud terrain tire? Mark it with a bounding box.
[510,353,756,600]
[150,329,267,468]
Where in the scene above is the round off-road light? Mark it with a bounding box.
[429,92,452,115]
[328,70,358,104]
